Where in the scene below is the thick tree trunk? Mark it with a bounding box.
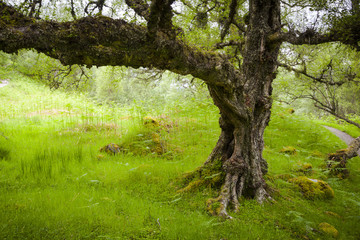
[189,0,281,218]
[203,83,273,217]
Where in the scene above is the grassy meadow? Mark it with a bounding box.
[0,69,359,240]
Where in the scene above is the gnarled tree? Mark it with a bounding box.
[0,0,359,218]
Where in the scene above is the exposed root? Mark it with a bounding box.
[206,172,273,219]
[255,186,272,204]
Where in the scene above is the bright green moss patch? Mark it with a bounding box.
[280,146,297,155]
[318,222,339,238]
[289,176,334,200]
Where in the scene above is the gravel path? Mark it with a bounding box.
[324,125,360,156]
[0,80,9,88]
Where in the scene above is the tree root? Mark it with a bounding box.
[206,172,272,219]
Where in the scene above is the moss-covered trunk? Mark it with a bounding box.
[182,0,282,218]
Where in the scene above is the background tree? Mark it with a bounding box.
[276,44,360,128]
[0,0,359,218]
[274,43,360,177]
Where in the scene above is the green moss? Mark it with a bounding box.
[324,211,341,219]
[289,176,334,200]
[318,222,339,238]
[288,108,295,114]
[275,173,294,181]
[84,56,93,66]
[206,197,223,216]
[143,116,160,128]
[176,158,225,194]
[297,163,313,174]
[177,179,205,193]
[99,143,122,154]
[280,146,297,155]
[311,150,324,158]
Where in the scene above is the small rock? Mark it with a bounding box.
[99,143,122,155]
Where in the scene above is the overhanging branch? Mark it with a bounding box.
[0,2,237,88]
[278,62,348,86]
[269,29,337,45]
[315,104,360,129]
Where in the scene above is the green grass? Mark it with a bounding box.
[311,115,360,138]
[0,71,359,239]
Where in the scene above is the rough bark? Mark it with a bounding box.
[192,0,281,218]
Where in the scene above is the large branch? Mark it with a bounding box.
[270,29,337,45]
[270,18,360,49]
[0,2,236,88]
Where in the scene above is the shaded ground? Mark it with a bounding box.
[324,125,360,156]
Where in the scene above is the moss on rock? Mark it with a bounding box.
[318,222,339,238]
[177,179,205,193]
[280,146,297,155]
[99,143,122,155]
[206,197,223,216]
[311,150,324,158]
[274,173,293,181]
[297,163,313,175]
[143,116,160,128]
[176,160,225,194]
[289,176,334,200]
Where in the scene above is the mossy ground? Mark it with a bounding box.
[0,70,359,239]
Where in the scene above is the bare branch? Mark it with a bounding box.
[278,62,347,86]
[315,104,360,129]
[70,0,77,20]
[269,28,337,45]
[85,0,106,15]
[220,0,239,41]
[213,40,244,50]
[29,0,42,18]
[280,0,312,9]
[125,0,150,20]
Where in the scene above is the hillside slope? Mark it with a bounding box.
[0,71,359,239]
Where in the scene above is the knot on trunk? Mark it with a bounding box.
[223,156,248,175]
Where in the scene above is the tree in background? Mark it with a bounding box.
[276,44,360,129]
[0,0,359,218]
[274,43,360,178]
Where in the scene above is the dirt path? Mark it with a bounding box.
[324,125,360,156]
[0,79,9,88]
